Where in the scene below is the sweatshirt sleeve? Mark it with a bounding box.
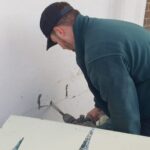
[88,55,141,134]
[76,61,109,115]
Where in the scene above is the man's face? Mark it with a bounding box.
[50,26,75,51]
[51,33,73,50]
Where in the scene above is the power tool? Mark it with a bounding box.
[50,101,96,127]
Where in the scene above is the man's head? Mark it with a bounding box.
[40,2,79,51]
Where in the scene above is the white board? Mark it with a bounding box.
[1,115,150,150]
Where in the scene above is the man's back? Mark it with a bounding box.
[84,17,150,77]
[74,14,150,134]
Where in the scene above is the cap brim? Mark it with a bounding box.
[46,38,57,50]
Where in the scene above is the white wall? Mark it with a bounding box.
[0,0,146,126]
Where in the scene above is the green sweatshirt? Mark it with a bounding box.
[73,14,150,134]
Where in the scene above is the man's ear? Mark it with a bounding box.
[53,26,65,38]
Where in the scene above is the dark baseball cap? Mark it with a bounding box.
[40,2,73,50]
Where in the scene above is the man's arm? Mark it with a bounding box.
[77,61,109,115]
[88,55,141,134]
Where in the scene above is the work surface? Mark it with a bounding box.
[0,115,150,150]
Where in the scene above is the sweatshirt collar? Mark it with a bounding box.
[73,14,89,64]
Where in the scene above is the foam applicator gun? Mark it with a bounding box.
[50,101,96,127]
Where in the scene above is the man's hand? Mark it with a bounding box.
[86,107,104,122]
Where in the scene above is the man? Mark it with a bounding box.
[40,2,150,136]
